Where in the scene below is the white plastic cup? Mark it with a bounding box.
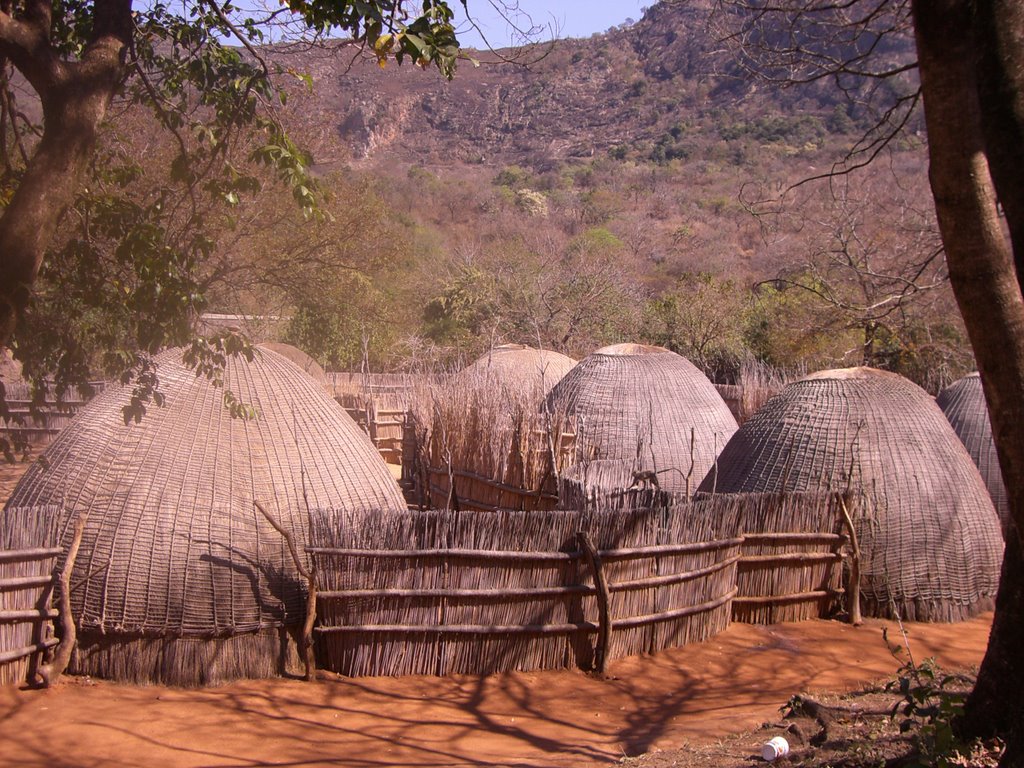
[761,736,790,761]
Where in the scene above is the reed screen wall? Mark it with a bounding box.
[727,493,849,623]
[309,500,743,677]
[0,505,60,685]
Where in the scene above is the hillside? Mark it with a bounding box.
[7,1,967,389]
[216,1,967,386]
[288,2,919,171]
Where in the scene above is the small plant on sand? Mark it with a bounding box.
[884,630,1004,768]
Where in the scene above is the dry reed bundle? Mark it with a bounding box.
[700,367,1004,622]
[3,347,405,685]
[308,499,741,677]
[0,504,60,686]
[736,358,801,424]
[545,344,738,496]
[936,373,1011,537]
[414,363,576,512]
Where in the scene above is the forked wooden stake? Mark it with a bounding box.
[837,495,862,626]
[39,510,88,687]
[577,532,611,673]
[255,501,317,681]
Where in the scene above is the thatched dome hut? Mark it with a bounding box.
[546,344,738,495]
[457,344,577,400]
[259,342,329,390]
[937,373,1011,536]
[698,367,1004,622]
[2,346,404,685]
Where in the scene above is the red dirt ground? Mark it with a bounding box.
[0,614,992,768]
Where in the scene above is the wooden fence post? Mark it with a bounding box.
[577,532,611,673]
[837,494,862,626]
[255,501,317,681]
[39,510,87,687]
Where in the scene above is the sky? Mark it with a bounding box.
[451,1,651,50]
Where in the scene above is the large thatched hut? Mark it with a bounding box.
[2,346,404,685]
[698,367,1004,622]
[936,373,1011,536]
[457,344,577,399]
[546,344,738,495]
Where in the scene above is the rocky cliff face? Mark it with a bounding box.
[281,1,915,171]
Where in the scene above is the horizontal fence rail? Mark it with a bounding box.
[305,493,851,678]
[727,494,851,624]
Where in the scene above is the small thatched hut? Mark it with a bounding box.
[457,344,578,399]
[545,344,738,495]
[2,347,404,685]
[698,367,1004,622]
[937,373,1011,536]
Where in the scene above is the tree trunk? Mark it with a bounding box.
[0,0,132,349]
[913,1,1024,760]
[0,85,114,347]
[966,535,1024,763]
[973,0,1024,285]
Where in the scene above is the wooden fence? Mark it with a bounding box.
[727,493,850,624]
[1,381,105,448]
[0,505,61,686]
[308,501,743,677]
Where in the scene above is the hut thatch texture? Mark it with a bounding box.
[259,342,329,389]
[310,499,742,677]
[698,367,1004,622]
[457,344,577,399]
[936,373,1011,536]
[2,347,404,685]
[545,344,738,495]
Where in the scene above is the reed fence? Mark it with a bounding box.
[726,493,850,623]
[0,505,61,686]
[1,381,105,447]
[330,372,428,468]
[308,500,742,677]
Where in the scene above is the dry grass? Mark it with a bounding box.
[408,367,576,511]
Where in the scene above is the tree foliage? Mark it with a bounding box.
[0,0,463,440]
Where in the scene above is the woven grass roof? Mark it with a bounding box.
[3,347,404,642]
[937,373,1010,535]
[457,344,577,399]
[698,366,1004,621]
[545,344,738,495]
[259,342,329,389]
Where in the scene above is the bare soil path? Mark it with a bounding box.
[0,614,992,768]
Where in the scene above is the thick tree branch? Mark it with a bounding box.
[0,7,60,95]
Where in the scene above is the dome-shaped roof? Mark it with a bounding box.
[457,344,577,400]
[937,373,1010,535]
[699,366,1003,621]
[546,345,738,494]
[3,347,403,672]
[259,342,329,389]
